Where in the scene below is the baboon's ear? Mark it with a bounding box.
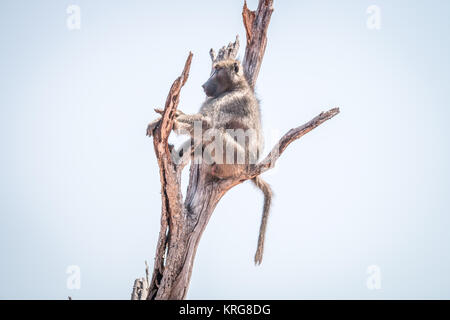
[233,62,240,73]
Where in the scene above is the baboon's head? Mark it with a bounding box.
[202,60,247,97]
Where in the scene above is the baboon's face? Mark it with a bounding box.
[202,60,243,97]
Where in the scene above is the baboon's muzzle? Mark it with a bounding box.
[202,69,219,97]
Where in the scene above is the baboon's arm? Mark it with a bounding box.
[146,109,187,137]
[176,113,209,126]
[147,112,212,138]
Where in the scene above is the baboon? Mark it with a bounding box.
[147,59,272,265]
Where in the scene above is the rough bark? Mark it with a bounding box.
[131,0,339,300]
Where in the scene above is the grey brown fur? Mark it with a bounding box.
[147,59,273,264]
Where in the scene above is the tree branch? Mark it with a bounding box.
[132,0,339,300]
[243,0,274,88]
[147,52,193,300]
[209,35,240,72]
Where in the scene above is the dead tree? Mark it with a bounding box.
[131,0,339,300]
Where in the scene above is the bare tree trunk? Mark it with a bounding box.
[131,0,339,300]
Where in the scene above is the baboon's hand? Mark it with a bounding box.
[146,118,161,137]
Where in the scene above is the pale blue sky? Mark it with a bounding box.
[1,0,450,299]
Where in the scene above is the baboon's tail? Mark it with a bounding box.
[252,176,273,265]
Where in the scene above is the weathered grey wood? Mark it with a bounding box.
[132,0,339,300]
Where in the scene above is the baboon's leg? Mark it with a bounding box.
[147,111,205,137]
